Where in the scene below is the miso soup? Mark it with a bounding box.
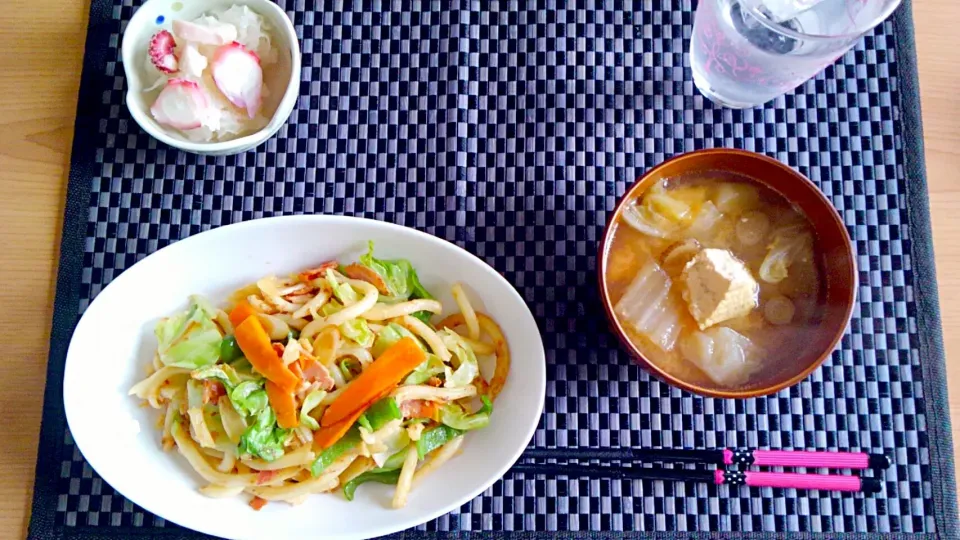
[604,173,824,391]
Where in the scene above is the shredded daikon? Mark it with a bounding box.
[142,5,279,142]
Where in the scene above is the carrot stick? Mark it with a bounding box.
[313,407,365,450]
[320,337,426,427]
[288,360,304,381]
[229,300,259,327]
[421,401,440,421]
[313,386,393,449]
[234,317,300,393]
[265,381,299,429]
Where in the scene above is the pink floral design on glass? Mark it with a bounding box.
[696,15,799,93]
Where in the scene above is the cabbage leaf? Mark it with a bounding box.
[340,318,375,348]
[371,322,422,358]
[299,389,327,430]
[155,296,223,369]
[228,381,269,417]
[191,364,243,388]
[239,406,288,462]
[440,396,493,431]
[358,241,435,323]
[440,330,479,388]
[403,354,448,385]
[326,269,359,305]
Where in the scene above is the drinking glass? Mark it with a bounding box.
[690,0,902,108]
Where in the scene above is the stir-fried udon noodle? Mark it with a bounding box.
[130,242,509,510]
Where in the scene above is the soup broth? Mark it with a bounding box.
[604,172,824,391]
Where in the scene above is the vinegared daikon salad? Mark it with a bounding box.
[143,5,280,142]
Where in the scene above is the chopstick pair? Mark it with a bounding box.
[525,447,892,470]
[514,447,891,494]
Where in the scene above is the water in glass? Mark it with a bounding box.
[690,0,900,108]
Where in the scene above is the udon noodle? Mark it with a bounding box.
[130,242,509,510]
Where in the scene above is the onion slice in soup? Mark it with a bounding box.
[759,225,814,283]
[614,258,683,352]
[735,211,771,247]
[660,238,701,280]
[621,203,679,239]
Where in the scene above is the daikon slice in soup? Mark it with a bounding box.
[604,173,824,391]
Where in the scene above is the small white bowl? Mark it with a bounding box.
[121,0,301,155]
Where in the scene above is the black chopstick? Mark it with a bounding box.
[522,447,891,470]
[510,463,882,494]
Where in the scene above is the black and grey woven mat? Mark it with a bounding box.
[28,0,957,538]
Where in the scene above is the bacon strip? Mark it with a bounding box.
[342,263,390,295]
[201,380,226,405]
[298,261,339,283]
[256,470,278,485]
[300,353,335,390]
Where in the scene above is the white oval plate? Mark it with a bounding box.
[63,215,546,540]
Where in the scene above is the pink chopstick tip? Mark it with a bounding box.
[752,449,870,469]
[743,470,866,492]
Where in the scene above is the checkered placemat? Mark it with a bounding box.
[29,0,956,538]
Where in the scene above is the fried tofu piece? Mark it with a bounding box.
[682,249,759,330]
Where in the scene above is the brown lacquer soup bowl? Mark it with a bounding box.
[598,149,857,399]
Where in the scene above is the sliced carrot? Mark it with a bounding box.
[320,337,426,427]
[421,401,440,421]
[229,300,260,327]
[234,317,300,393]
[288,360,304,381]
[314,406,365,450]
[298,352,315,372]
[313,386,393,449]
[249,496,268,511]
[265,380,299,429]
